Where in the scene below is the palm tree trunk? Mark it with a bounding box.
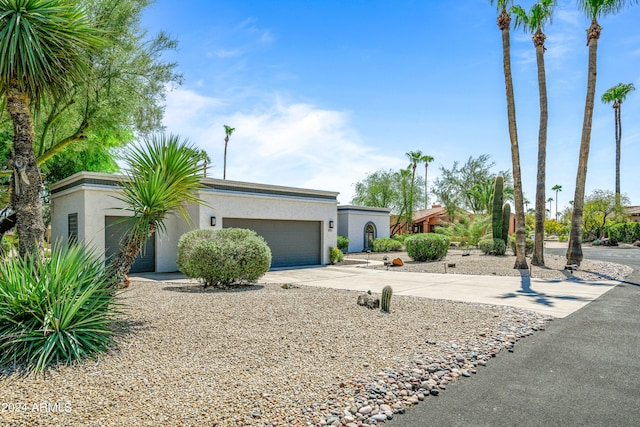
[424,163,429,209]
[223,136,229,179]
[567,20,600,266]
[109,225,155,287]
[5,83,46,259]
[499,12,528,270]
[615,103,621,208]
[532,32,548,266]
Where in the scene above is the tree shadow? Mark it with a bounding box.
[498,270,592,308]
[162,284,264,294]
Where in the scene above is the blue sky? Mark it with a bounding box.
[141,0,640,213]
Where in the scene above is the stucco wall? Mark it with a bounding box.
[337,205,390,253]
[51,172,339,272]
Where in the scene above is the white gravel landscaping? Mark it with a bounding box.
[0,248,631,427]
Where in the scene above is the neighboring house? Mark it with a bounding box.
[50,172,387,273]
[626,206,640,222]
[390,204,515,236]
[337,205,391,252]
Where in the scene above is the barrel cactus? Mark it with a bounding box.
[381,285,393,313]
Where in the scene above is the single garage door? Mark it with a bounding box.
[104,216,156,273]
[223,218,321,268]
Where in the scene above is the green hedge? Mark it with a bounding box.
[606,222,640,243]
[372,237,403,252]
[177,228,271,287]
[405,233,450,262]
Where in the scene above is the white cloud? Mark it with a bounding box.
[161,89,403,204]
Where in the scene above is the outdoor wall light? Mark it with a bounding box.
[210,216,216,226]
[329,220,334,229]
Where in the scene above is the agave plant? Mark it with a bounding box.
[0,243,119,373]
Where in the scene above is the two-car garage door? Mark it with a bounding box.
[223,218,321,268]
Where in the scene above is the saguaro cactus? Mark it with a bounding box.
[492,175,504,240]
[381,285,393,313]
[502,202,511,243]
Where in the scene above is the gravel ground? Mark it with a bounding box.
[0,247,631,427]
[344,248,633,282]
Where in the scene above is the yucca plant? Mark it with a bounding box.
[109,133,205,286]
[0,243,119,373]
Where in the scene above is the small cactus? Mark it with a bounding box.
[381,285,393,313]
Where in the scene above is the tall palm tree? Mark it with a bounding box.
[405,150,432,231]
[552,184,562,221]
[423,154,435,209]
[491,0,528,269]
[567,0,637,267]
[601,82,635,209]
[547,197,554,217]
[110,133,205,286]
[0,0,102,258]
[223,125,235,179]
[512,0,555,266]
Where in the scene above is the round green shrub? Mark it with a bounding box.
[337,235,349,251]
[478,238,494,254]
[177,228,272,287]
[509,237,534,256]
[330,247,344,264]
[372,237,403,252]
[405,233,450,262]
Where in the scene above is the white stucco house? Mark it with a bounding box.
[50,172,390,273]
[337,205,391,253]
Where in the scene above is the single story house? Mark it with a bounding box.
[391,204,515,236]
[337,205,391,252]
[626,206,640,222]
[50,172,389,273]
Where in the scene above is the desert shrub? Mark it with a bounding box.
[478,238,495,254]
[178,228,271,287]
[405,233,450,262]
[372,237,403,252]
[493,238,506,255]
[607,222,640,243]
[0,244,118,373]
[330,247,344,264]
[337,235,349,251]
[558,234,568,242]
[591,239,602,246]
[509,236,534,256]
[392,234,410,244]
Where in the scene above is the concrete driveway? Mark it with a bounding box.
[262,264,618,318]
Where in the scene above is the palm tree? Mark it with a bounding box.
[405,150,432,231]
[547,197,554,217]
[512,0,555,266]
[223,125,235,179]
[567,0,637,267]
[552,184,562,221]
[0,0,102,258]
[423,154,435,209]
[601,82,635,209]
[109,133,205,286]
[490,0,528,269]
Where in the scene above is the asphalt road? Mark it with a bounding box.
[385,245,640,427]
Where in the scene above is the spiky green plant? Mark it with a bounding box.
[381,285,393,313]
[0,243,119,373]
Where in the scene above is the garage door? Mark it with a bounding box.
[104,216,156,273]
[223,219,321,268]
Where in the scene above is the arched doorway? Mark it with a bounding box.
[364,222,376,250]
